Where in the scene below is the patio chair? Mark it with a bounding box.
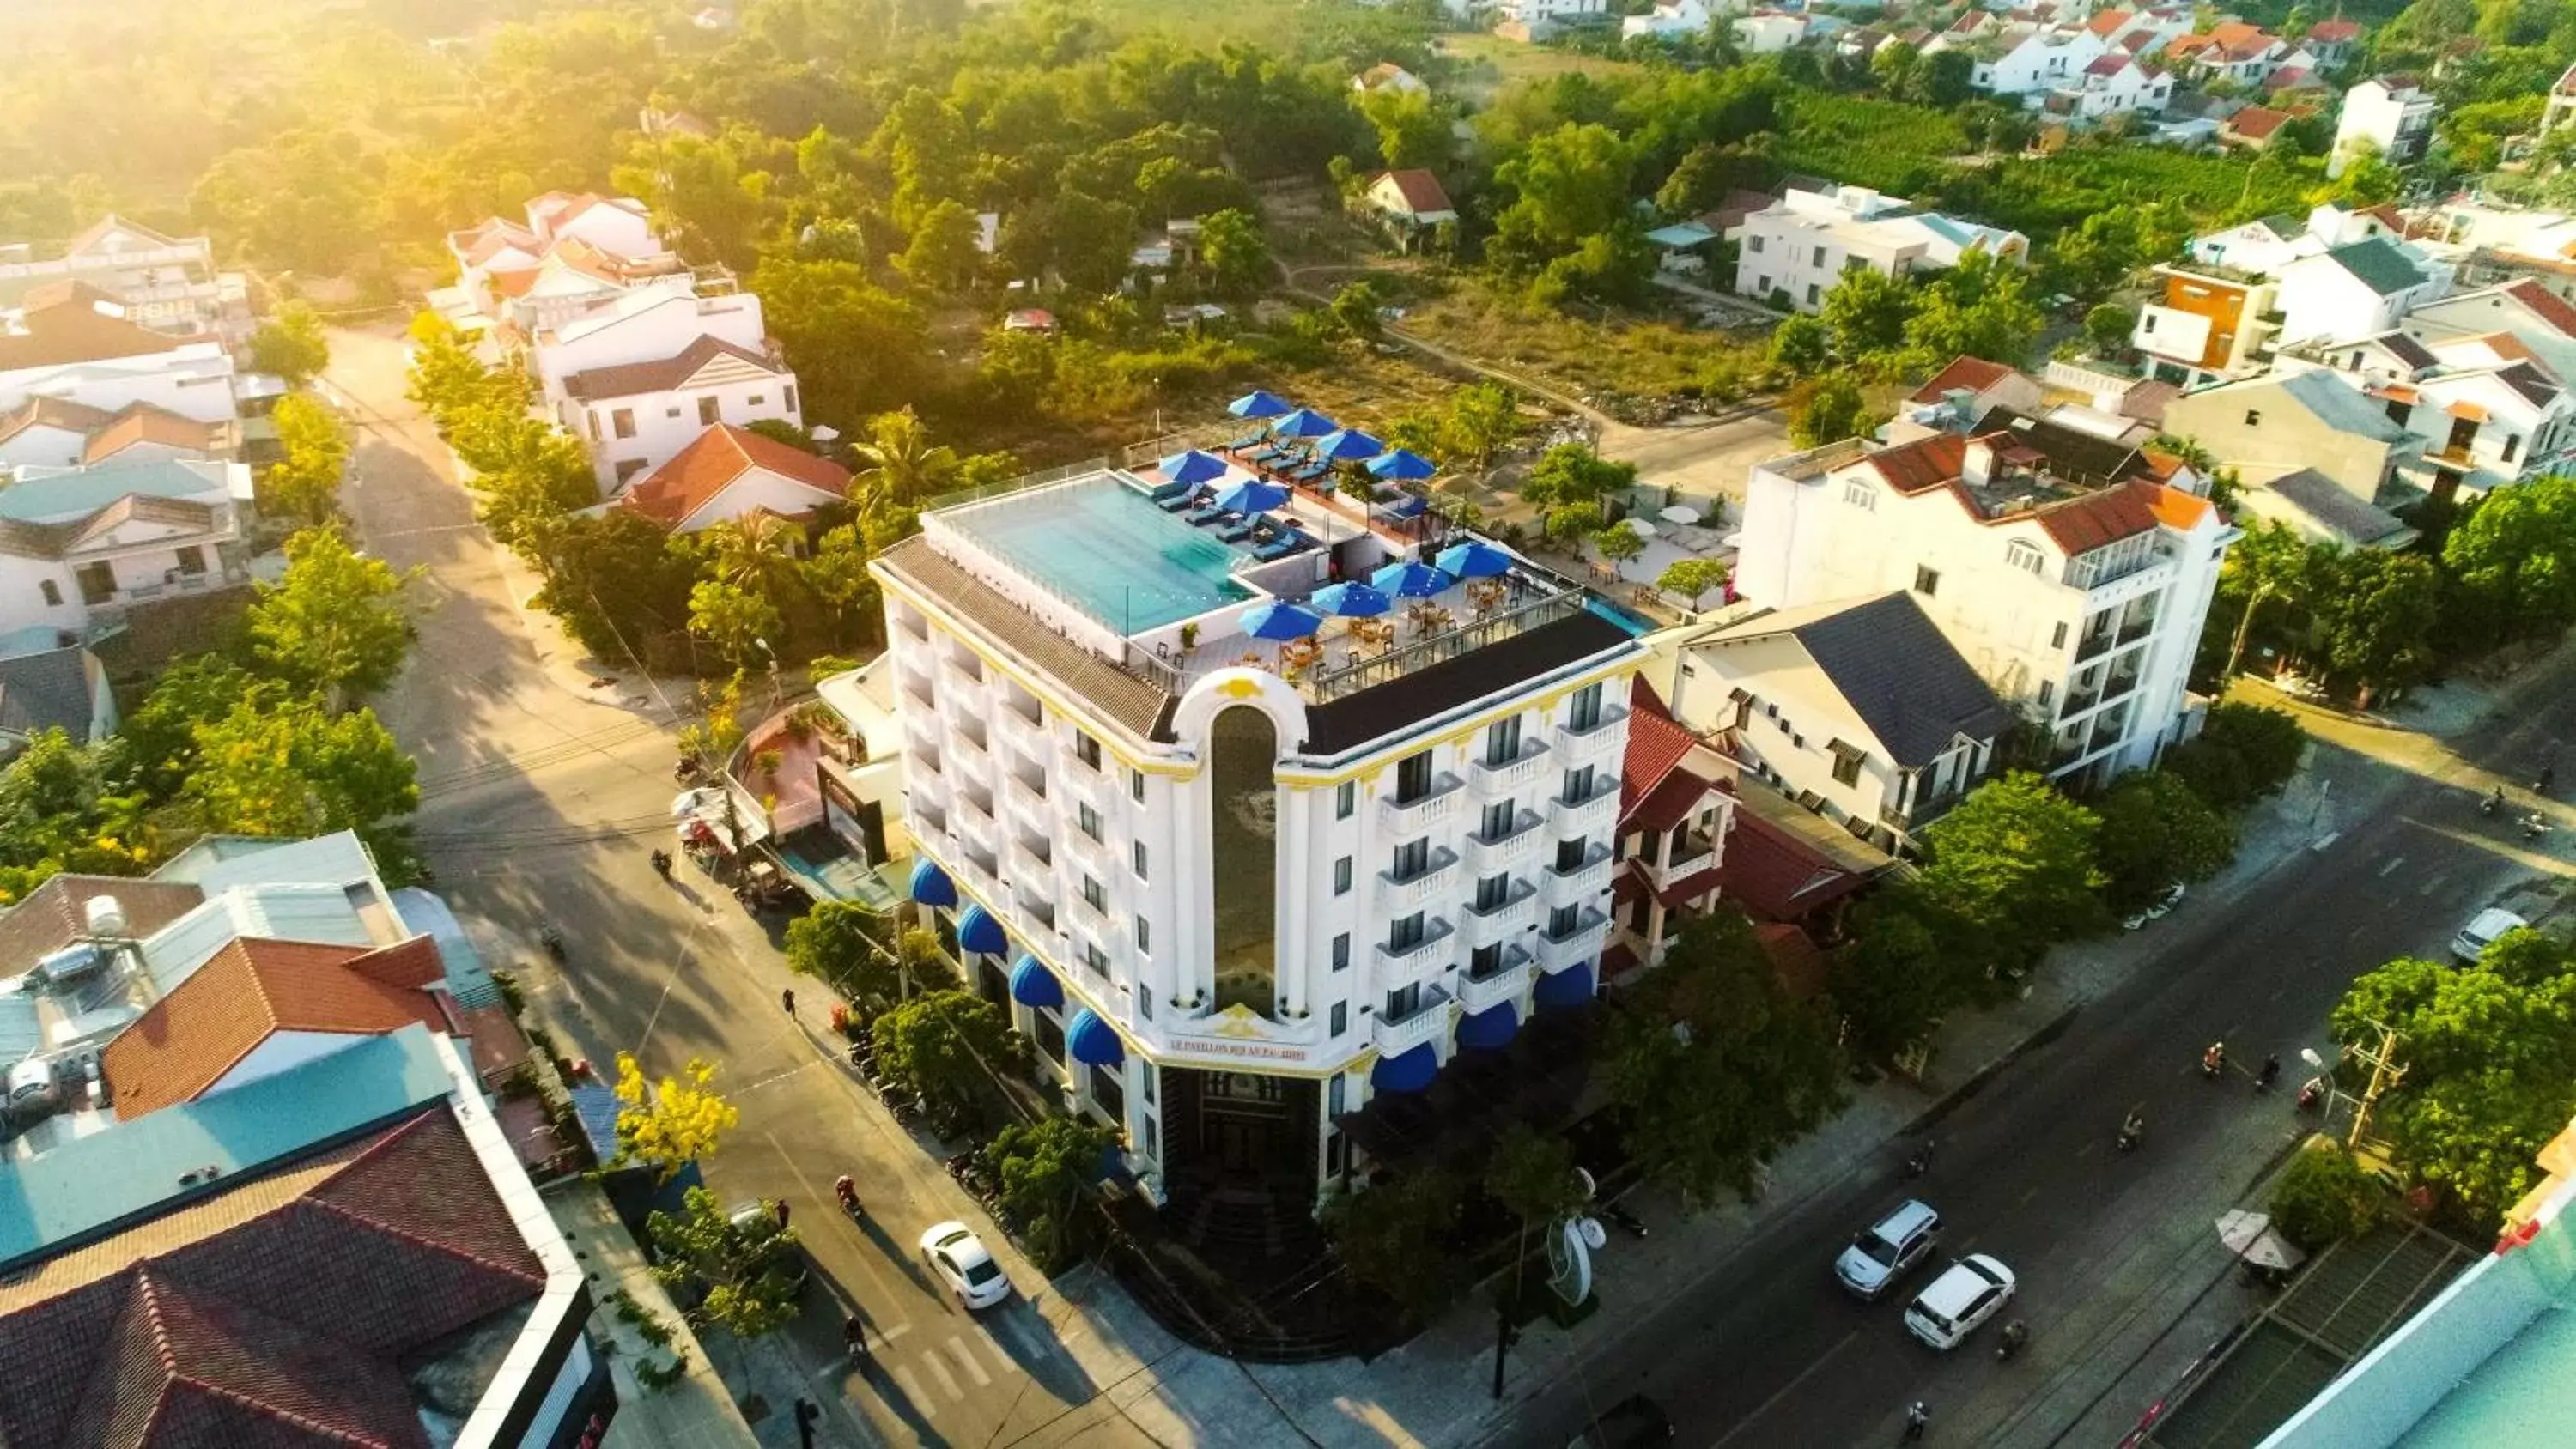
[1217,518,1258,543]
[1288,460,1331,484]
[1146,478,1194,503]
[1157,486,1208,513]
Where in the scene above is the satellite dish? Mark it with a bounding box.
[1577,1216,1607,1251]
[1545,1218,1593,1307]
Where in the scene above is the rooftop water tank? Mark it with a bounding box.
[83,894,128,938]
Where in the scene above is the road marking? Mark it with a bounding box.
[892,1365,936,1416]
[2417,873,2451,897]
[876,1322,914,1347]
[2312,832,2342,851]
[926,1352,963,1399]
[948,1336,993,1386]
[1710,1327,1860,1449]
[2379,855,2407,877]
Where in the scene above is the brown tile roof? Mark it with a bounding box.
[0,282,181,372]
[2029,477,2202,552]
[617,423,848,528]
[2506,279,2576,338]
[62,494,220,553]
[1631,772,1715,836]
[0,395,114,446]
[2086,8,2133,36]
[0,1110,546,1449]
[2226,106,2293,140]
[1620,676,1702,816]
[2307,18,2360,41]
[1756,921,1828,1000]
[1906,356,2021,405]
[0,518,74,561]
[563,333,781,402]
[1862,433,1970,494]
[1716,803,1869,924]
[1371,169,1455,215]
[0,876,204,973]
[81,402,223,464]
[102,937,452,1118]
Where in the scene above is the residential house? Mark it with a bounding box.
[2305,333,2576,498]
[1624,0,1739,40]
[1682,592,2009,857]
[2164,21,2291,84]
[0,282,239,425]
[1962,23,2111,102]
[2330,75,2439,178]
[530,285,776,417]
[527,191,662,259]
[1646,221,1721,276]
[1353,62,1430,95]
[1732,184,2028,312]
[0,642,115,758]
[2046,52,2174,121]
[1495,0,1612,27]
[2082,6,2196,60]
[612,422,851,532]
[0,458,255,646]
[2272,235,2451,345]
[2403,279,2576,388]
[1735,420,2235,787]
[2221,105,2297,150]
[0,397,230,470]
[1731,9,1810,53]
[1891,355,2048,439]
[559,334,802,493]
[1361,169,1459,241]
[1609,679,1735,975]
[2133,264,2279,386]
[2301,17,2362,67]
[2186,202,2407,276]
[2263,65,2336,110]
[2161,366,2426,506]
[436,191,712,340]
[0,215,250,342]
[640,104,719,140]
[2237,466,2420,549]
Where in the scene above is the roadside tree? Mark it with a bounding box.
[983,1116,1118,1270]
[647,1186,803,1338]
[246,528,416,711]
[1198,207,1272,299]
[2440,474,2576,652]
[782,900,902,1007]
[183,696,420,875]
[1786,370,1868,448]
[1911,772,2105,970]
[2093,770,2238,912]
[1321,1169,1466,1322]
[2268,1139,2383,1252]
[872,989,1018,1119]
[247,301,331,385]
[260,393,350,527]
[611,1052,741,1179]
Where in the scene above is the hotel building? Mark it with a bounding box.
[872,466,1647,1206]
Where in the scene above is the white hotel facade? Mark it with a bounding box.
[872,469,1645,1204]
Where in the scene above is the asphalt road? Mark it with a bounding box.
[1505,684,2575,1449]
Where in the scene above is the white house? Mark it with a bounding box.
[2162,21,2290,85]
[1733,185,2028,312]
[0,216,251,343]
[2402,279,2576,385]
[1623,0,1738,40]
[0,458,255,646]
[1361,170,1458,231]
[0,282,240,426]
[2272,235,2451,345]
[1731,9,1810,53]
[1735,420,2234,788]
[1966,24,2110,101]
[1352,62,1429,96]
[530,286,775,413]
[2302,336,2576,498]
[612,422,849,533]
[0,398,228,471]
[1496,0,1610,23]
[2330,76,2439,179]
[559,334,802,493]
[2047,52,2173,120]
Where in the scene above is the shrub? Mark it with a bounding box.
[2269,1138,2383,1252]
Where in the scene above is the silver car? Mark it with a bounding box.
[1835,1199,1941,1300]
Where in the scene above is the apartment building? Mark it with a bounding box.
[1735,416,2237,787]
[2133,264,2279,386]
[1733,185,2028,312]
[875,466,1646,1206]
[0,215,251,342]
[2330,76,2439,179]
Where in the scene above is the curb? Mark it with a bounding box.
[1902,1002,2085,1137]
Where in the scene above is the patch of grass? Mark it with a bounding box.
[1399,278,1765,403]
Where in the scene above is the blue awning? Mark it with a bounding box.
[1067,1009,1126,1066]
[1534,961,1595,1009]
[1371,1043,1438,1094]
[909,859,957,907]
[1009,955,1063,1009]
[957,903,1006,955]
[1457,1002,1519,1051]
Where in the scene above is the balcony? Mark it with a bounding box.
[911,800,949,841]
[1375,918,1457,975]
[948,743,993,792]
[1057,751,1114,813]
[1371,985,1455,1058]
[1377,846,1462,912]
[1543,842,1614,910]
[1465,809,1545,877]
[2075,627,2117,663]
[1457,948,1534,1015]
[1555,705,1630,770]
[1535,908,1609,974]
[897,654,936,712]
[994,701,1049,761]
[906,760,951,812]
[1642,836,1717,893]
[938,653,987,702]
[1547,776,1620,838]
[956,844,1003,903]
[1379,773,1465,834]
[1008,834,1054,888]
[902,708,944,761]
[1011,883,1057,935]
[1469,737,1552,799]
[1064,822,1115,878]
[1461,880,1538,948]
[2117,614,2156,646]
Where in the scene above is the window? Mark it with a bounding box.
[1843,480,1876,510]
[1831,747,1864,787]
[1130,768,1145,803]
[1555,837,1589,872]
[2243,409,2262,427]
[747,394,766,407]
[1481,798,1516,840]
[1747,234,1765,253]
[1547,904,1579,938]
[665,405,681,419]
[2386,397,2414,427]
[698,396,720,426]
[76,563,114,606]
[614,458,648,484]
[586,410,602,442]
[611,409,636,439]
[39,579,61,607]
[2142,312,2158,335]
[1078,803,1102,841]
[1394,749,1434,803]
[1145,1119,1159,1158]
[1811,246,1827,267]
[2504,433,2523,464]
[1330,1002,1348,1037]
[1073,734,1103,770]
[1134,915,1151,954]
[1332,933,1350,972]
[1475,873,1509,912]
[1335,780,1356,819]
[1485,716,1522,766]
[2050,621,2069,651]
[1568,682,1605,731]
[1392,837,1430,881]
[1142,1064,1157,1105]
[1139,990,1152,1021]
[173,546,206,576]
[1806,282,1821,306]
[1082,875,1106,912]
[1385,982,1421,1019]
[1471,943,1502,978]
[1084,940,1110,974]
[2038,681,2056,707]
[1334,857,1352,895]
[784,384,799,414]
[1563,764,1595,804]
[1914,566,1940,597]
[2004,541,2044,575]
[1389,912,1425,951]
[1133,840,1148,879]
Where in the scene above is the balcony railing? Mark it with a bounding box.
[2117,615,2156,646]
[1545,842,1614,909]
[1643,839,1716,892]
[1535,909,1608,973]
[1469,737,1553,798]
[1380,773,1464,833]
[1375,918,1457,973]
[1371,985,1455,1058]
[2075,628,2117,663]
[1465,809,1544,877]
[1378,847,1462,912]
[1461,880,1538,947]
[1547,776,1620,837]
[1555,705,1631,769]
[1458,949,1534,1014]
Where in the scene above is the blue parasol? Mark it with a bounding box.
[1158,448,1231,485]
[1214,478,1291,514]
[1313,428,1385,463]
[1228,389,1293,418]
[1268,408,1339,440]
[1371,561,1449,597]
[1312,581,1393,617]
[1242,600,1324,640]
[1365,448,1438,481]
[1436,541,1513,579]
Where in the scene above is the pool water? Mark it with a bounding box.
[946,476,1253,634]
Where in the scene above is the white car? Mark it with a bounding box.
[920,1221,1012,1310]
[2451,907,2528,964]
[1833,1199,1941,1301]
[1904,1254,2015,1350]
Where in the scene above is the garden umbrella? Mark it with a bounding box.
[1314,428,1385,463]
[1159,448,1231,485]
[1660,504,1703,525]
[1228,389,1293,418]
[1268,408,1339,439]
[1312,581,1393,617]
[1371,561,1449,597]
[1242,601,1324,640]
[1622,517,1658,539]
[1436,541,1512,578]
[1215,479,1291,514]
[2215,1210,2306,1270]
[1366,448,1438,481]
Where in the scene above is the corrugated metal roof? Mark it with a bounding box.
[141,886,373,995]
[391,888,501,1009]
[152,830,378,893]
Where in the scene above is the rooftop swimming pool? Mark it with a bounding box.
[942,476,1253,634]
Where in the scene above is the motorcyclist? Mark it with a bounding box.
[843,1313,869,1361]
[2202,1040,2227,1077]
[2256,1053,2281,1091]
[1998,1319,2029,1356]
[651,847,673,876]
[834,1174,859,1213]
[2118,1110,2146,1150]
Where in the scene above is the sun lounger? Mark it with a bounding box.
[1252,530,1306,561]
[1248,446,1296,467]
[1224,431,1267,452]
[1218,518,1258,543]
[1147,478,1194,502]
[1158,487,1208,513]
[1187,505,1237,527]
[1287,461,1331,484]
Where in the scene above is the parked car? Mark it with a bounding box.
[920,1221,1013,1310]
[1904,1254,2016,1350]
[725,1200,810,1297]
[1834,1199,1941,1301]
[1566,1395,1674,1448]
[2451,907,2529,964]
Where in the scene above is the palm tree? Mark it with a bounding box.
[849,408,957,508]
[708,513,803,613]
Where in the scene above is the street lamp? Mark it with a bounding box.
[2300,1046,2337,1132]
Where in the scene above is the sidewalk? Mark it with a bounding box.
[549,1179,763,1449]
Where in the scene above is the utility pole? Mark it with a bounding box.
[2346,1019,2408,1153]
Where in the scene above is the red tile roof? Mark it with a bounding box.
[1906,356,2021,405]
[2086,53,2131,76]
[0,876,204,976]
[1862,433,1970,494]
[2306,19,2360,42]
[1371,169,1455,216]
[102,937,452,1118]
[2027,477,2160,552]
[617,423,851,528]
[2506,279,2576,338]
[1619,676,1700,815]
[2087,8,2134,37]
[1716,806,1868,924]
[2227,106,2293,140]
[0,282,181,373]
[1631,772,1715,835]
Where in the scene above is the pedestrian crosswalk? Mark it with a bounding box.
[863,1327,1024,1420]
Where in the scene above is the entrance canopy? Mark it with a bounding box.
[957,903,1006,955]
[1370,1044,1438,1094]
[1457,1002,1519,1052]
[1068,1008,1126,1067]
[1010,955,1063,1009]
[1534,962,1595,1009]
[908,859,957,907]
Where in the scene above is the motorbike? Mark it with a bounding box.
[2202,1043,2227,1080]
[675,757,703,784]
[2255,1055,2281,1093]
[1901,1141,1935,1180]
[2117,1114,2146,1153]
[1996,1321,2029,1361]
[650,848,673,878]
[834,1176,862,1220]
[1599,1203,1649,1239]
[2482,787,2506,817]
[2296,1077,2325,1113]
[2520,812,2552,842]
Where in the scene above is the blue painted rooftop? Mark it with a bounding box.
[0,458,237,524]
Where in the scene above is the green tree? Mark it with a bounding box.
[871,989,1018,1119]
[247,302,331,385]
[260,394,350,527]
[2268,1139,2384,1252]
[982,1116,1118,1270]
[1656,557,1729,609]
[782,900,901,1006]
[1327,279,1387,340]
[2163,701,2306,810]
[530,512,701,663]
[1904,252,2045,370]
[849,407,959,507]
[1594,524,1646,565]
[184,696,420,873]
[897,197,986,295]
[2440,475,2576,651]
[611,1052,740,1180]
[1522,442,1637,512]
[2093,771,2238,912]
[472,426,598,557]
[2084,302,2138,355]
[1605,909,1843,1204]
[1905,49,1977,108]
[647,1186,803,1338]
[247,529,416,712]
[1321,1170,1465,1322]
[1198,207,1272,299]
[1913,772,2106,970]
[1441,382,1521,470]
[1358,88,1451,171]
[747,255,927,426]
[2315,550,2442,706]
[1052,189,1140,294]
[1492,123,1638,271]
[801,524,877,646]
[1787,371,1869,448]
[1820,266,1917,361]
[124,658,272,798]
[1767,313,1831,375]
[1828,890,1965,1064]
[1870,39,1920,95]
[688,579,783,672]
[0,731,155,901]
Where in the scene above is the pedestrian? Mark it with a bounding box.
[794,1397,819,1449]
[772,1197,790,1232]
[1904,1401,1929,1442]
[844,1313,870,1361]
[781,987,796,1018]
